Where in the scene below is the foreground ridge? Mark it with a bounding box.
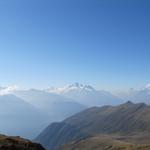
[0,134,46,150]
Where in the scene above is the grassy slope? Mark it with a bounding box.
[59,136,150,150]
[36,102,150,150]
[0,134,46,150]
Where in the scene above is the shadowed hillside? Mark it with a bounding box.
[35,102,150,150]
[0,134,46,150]
[64,101,150,134]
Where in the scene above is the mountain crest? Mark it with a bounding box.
[67,82,95,92]
[46,83,96,94]
[35,101,150,150]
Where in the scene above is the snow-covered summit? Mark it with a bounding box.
[46,82,96,94]
[145,83,150,89]
[0,85,19,95]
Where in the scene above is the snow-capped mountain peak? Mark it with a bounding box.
[67,82,95,91]
[46,83,96,94]
[0,85,19,95]
[46,82,123,107]
[145,83,150,89]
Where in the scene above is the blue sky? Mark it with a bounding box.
[0,0,150,91]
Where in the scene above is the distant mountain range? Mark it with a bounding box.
[47,82,150,106]
[0,90,85,139]
[46,82,124,106]
[1,82,150,140]
[0,95,49,139]
[14,89,86,121]
[120,84,150,104]
[35,101,150,150]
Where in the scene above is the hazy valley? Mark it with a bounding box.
[0,83,150,150]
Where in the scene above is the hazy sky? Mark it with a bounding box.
[0,0,150,91]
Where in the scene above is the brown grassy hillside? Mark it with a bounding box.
[59,136,150,150]
[35,102,150,150]
[0,134,45,150]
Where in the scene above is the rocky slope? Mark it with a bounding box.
[0,134,46,150]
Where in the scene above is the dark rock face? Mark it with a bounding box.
[0,135,46,150]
